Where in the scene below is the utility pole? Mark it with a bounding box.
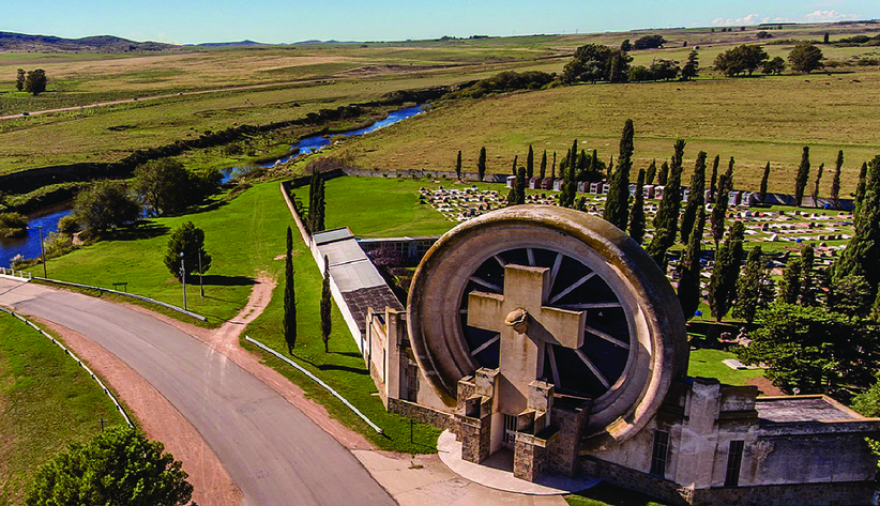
[198,250,204,298]
[28,225,47,278]
[180,252,187,311]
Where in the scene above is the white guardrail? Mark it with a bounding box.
[0,306,134,428]
[0,267,32,281]
[33,277,207,322]
[245,335,383,434]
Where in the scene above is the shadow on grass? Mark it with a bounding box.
[101,223,169,241]
[316,363,369,375]
[200,275,255,286]
[332,351,363,359]
[567,482,670,506]
[186,200,229,216]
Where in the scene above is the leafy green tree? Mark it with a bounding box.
[677,206,706,319]
[645,159,657,185]
[321,255,332,352]
[762,56,786,75]
[795,147,811,207]
[759,162,771,203]
[515,167,526,205]
[714,45,769,77]
[73,182,140,235]
[455,150,462,181]
[708,221,744,321]
[539,150,547,179]
[811,163,824,207]
[800,244,818,306]
[16,68,25,91]
[835,156,880,296]
[627,65,652,82]
[831,150,843,210]
[739,304,880,394]
[133,159,193,216]
[24,69,47,95]
[477,147,487,182]
[603,119,634,229]
[732,246,773,323]
[620,39,633,52]
[852,379,880,417]
[284,227,297,354]
[681,50,700,80]
[680,152,707,244]
[789,43,824,74]
[526,145,535,179]
[26,426,192,506]
[829,274,872,318]
[708,155,720,202]
[164,221,211,280]
[778,257,803,305]
[657,160,669,186]
[710,172,731,248]
[628,169,647,245]
[634,34,666,50]
[649,59,680,81]
[562,44,632,84]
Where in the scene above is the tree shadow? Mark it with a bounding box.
[199,275,255,287]
[332,351,363,359]
[103,223,169,241]
[185,200,229,216]
[317,364,369,375]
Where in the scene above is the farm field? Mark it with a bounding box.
[0,313,126,506]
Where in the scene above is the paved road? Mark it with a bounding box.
[0,278,395,506]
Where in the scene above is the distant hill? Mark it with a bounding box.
[0,31,177,52]
[194,40,267,47]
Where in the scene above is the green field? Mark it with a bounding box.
[0,313,126,506]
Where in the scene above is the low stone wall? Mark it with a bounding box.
[343,167,508,183]
[387,398,456,431]
[690,481,877,506]
[581,457,692,506]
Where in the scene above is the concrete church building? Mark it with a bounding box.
[360,205,880,505]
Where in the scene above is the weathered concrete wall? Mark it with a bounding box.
[690,481,877,506]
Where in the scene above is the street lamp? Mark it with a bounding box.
[180,252,187,311]
[27,225,47,278]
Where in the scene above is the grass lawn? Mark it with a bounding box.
[0,313,126,506]
[566,483,670,506]
[688,349,765,387]
[26,181,292,326]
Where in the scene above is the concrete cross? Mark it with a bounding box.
[467,264,586,415]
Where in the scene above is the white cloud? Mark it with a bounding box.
[712,14,763,27]
[804,10,860,22]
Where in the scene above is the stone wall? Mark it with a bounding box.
[514,434,548,482]
[387,398,456,431]
[582,457,692,506]
[690,481,877,506]
[457,413,491,463]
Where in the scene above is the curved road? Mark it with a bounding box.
[0,278,394,506]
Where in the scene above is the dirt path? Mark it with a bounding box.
[36,319,243,506]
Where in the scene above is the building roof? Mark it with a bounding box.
[756,396,863,424]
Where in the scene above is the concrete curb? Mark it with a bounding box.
[0,305,134,428]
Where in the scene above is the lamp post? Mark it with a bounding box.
[27,225,47,278]
[198,249,204,298]
[180,252,187,311]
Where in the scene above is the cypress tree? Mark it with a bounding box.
[759,162,771,204]
[647,141,686,268]
[283,227,297,354]
[778,257,803,304]
[526,145,535,179]
[603,119,634,230]
[576,150,589,181]
[588,149,601,181]
[709,155,720,202]
[539,150,547,180]
[314,177,326,232]
[812,163,824,207]
[680,151,707,244]
[307,170,320,233]
[733,246,766,323]
[607,155,614,181]
[855,161,868,222]
[795,146,811,207]
[646,159,657,185]
[677,206,706,319]
[511,155,518,176]
[724,155,735,187]
[657,160,670,186]
[455,150,462,181]
[321,255,332,353]
[831,150,843,210]
[711,172,731,248]
[629,169,647,244]
[551,152,557,180]
[477,147,487,182]
[708,221,744,321]
[515,167,526,205]
[800,243,817,306]
[835,155,880,296]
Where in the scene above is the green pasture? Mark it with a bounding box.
[0,313,127,506]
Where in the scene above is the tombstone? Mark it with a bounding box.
[506,175,516,188]
[529,177,541,190]
[682,188,690,202]
[643,185,654,199]
[628,184,637,197]
[729,191,742,206]
[653,185,665,200]
[553,180,564,192]
[577,182,587,193]
[601,183,611,194]
[590,182,601,194]
[541,178,553,190]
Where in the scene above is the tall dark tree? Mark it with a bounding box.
[831,150,843,210]
[607,155,614,181]
[515,167,527,205]
[677,206,706,319]
[629,169,647,244]
[778,258,803,305]
[811,163,824,207]
[24,69,47,96]
[550,152,557,180]
[511,155,518,176]
[313,177,326,232]
[539,150,548,179]
[800,243,818,306]
[680,152,707,244]
[526,145,535,179]
[795,147,811,207]
[733,246,772,323]
[321,255,332,353]
[163,221,212,280]
[759,162,771,203]
[711,172,731,248]
[835,155,880,297]
[724,156,735,188]
[647,141,686,267]
[708,221,745,321]
[789,43,825,74]
[708,155,720,202]
[307,170,322,233]
[72,182,140,235]
[603,119,634,229]
[283,227,297,354]
[681,50,700,80]
[15,68,25,91]
[477,147,487,182]
[455,150,462,181]
[645,159,657,185]
[657,160,670,186]
[855,161,868,222]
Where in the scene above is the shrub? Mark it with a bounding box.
[57,214,80,235]
[164,221,212,280]
[73,182,140,235]
[0,212,28,238]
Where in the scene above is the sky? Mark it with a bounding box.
[4,0,880,45]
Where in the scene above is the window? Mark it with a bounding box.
[405,363,419,402]
[725,440,745,487]
[650,430,670,477]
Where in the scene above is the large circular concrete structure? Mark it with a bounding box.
[407,205,688,448]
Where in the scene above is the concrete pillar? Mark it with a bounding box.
[674,378,722,490]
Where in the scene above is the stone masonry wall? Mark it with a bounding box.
[690,481,877,506]
[387,398,456,431]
